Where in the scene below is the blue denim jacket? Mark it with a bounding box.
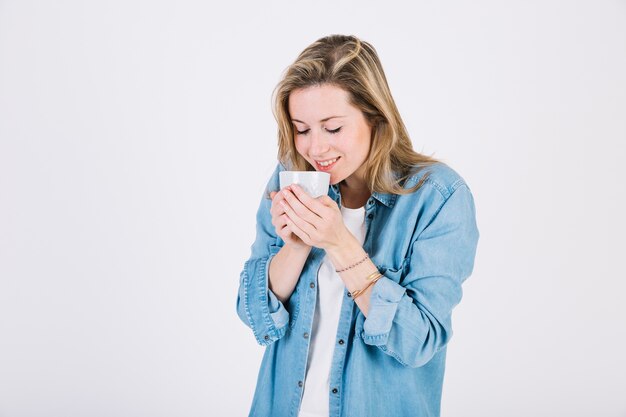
[236,161,479,417]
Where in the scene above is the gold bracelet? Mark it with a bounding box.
[349,271,383,300]
[363,270,382,282]
[351,274,382,300]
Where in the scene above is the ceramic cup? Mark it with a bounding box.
[279,171,331,198]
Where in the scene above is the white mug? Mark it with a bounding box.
[279,171,330,198]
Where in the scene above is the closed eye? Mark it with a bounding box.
[295,127,342,135]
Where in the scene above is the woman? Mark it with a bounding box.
[236,34,479,417]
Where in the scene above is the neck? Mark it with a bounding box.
[339,180,371,209]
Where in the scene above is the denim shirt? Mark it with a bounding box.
[236,161,480,417]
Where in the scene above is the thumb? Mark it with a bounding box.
[269,191,277,199]
[318,195,337,208]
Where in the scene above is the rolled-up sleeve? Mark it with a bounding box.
[361,183,480,367]
[236,163,290,346]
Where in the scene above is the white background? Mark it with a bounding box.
[1,1,625,416]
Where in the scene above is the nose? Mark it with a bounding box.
[309,128,330,156]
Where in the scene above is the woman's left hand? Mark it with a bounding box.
[279,184,350,251]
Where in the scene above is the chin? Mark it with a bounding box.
[330,174,343,186]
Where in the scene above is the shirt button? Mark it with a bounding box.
[332,388,338,394]
[367,213,373,219]
[368,199,374,205]
[338,339,344,345]
[298,381,303,387]
[310,282,315,288]
[303,332,309,339]
[264,335,269,341]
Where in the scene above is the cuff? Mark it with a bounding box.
[244,249,289,346]
[267,251,289,330]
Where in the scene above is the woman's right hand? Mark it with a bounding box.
[269,188,311,251]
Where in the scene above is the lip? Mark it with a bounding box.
[315,156,340,171]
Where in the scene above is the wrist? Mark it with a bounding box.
[326,226,358,254]
[284,241,312,254]
[326,234,366,269]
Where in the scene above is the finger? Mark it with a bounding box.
[276,217,292,240]
[317,195,340,209]
[284,214,311,245]
[289,184,334,218]
[272,211,287,229]
[270,191,287,217]
[281,200,317,239]
[272,190,286,204]
[282,187,325,224]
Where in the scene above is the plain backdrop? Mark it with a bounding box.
[1,1,625,416]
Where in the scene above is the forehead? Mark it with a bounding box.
[288,84,354,121]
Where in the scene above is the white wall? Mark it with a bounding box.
[1,1,625,416]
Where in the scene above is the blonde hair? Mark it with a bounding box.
[271,34,442,196]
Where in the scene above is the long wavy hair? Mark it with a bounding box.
[271,34,442,196]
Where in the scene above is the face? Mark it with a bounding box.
[288,84,372,187]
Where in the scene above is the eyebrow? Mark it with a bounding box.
[291,116,346,124]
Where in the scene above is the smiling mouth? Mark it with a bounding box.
[315,157,340,171]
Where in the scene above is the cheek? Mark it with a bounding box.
[294,139,308,157]
[362,140,372,157]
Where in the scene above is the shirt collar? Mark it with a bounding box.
[372,191,397,208]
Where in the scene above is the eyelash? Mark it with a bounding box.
[296,127,342,135]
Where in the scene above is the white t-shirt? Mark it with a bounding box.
[298,204,366,417]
